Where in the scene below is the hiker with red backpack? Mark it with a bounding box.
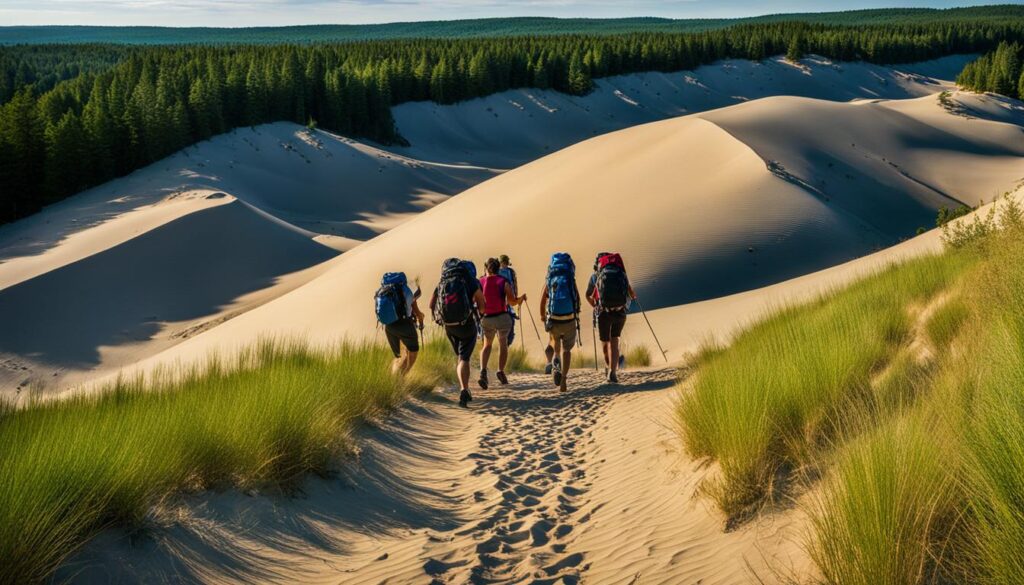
[374,272,425,377]
[430,258,487,408]
[478,258,527,389]
[540,252,582,393]
[586,252,637,384]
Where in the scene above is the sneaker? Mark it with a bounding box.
[496,371,509,385]
[544,362,553,375]
[478,369,489,390]
[466,389,474,402]
[553,356,561,370]
[608,370,618,384]
[553,367,563,388]
[459,389,471,408]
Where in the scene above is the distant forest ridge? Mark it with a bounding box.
[3,6,1024,45]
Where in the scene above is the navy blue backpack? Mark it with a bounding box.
[374,272,408,326]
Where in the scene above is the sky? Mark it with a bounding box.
[0,0,1017,27]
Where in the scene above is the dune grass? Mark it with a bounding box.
[0,339,445,584]
[676,196,1024,582]
[677,252,968,517]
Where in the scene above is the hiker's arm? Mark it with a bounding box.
[539,286,549,321]
[412,299,425,325]
[628,284,637,300]
[585,277,596,306]
[473,289,487,312]
[505,283,525,306]
[428,290,437,313]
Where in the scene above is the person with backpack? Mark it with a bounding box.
[374,272,425,376]
[429,258,487,408]
[539,252,581,393]
[498,254,519,346]
[478,258,527,389]
[586,252,637,384]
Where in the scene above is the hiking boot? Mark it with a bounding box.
[544,362,553,375]
[478,369,489,390]
[459,389,471,408]
[608,370,619,384]
[553,367,563,388]
[496,371,509,385]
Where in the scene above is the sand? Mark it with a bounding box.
[59,368,811,584]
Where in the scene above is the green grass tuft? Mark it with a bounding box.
[0,339,440,584]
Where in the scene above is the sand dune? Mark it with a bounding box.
[0,196,337,392]
[391,55,971,168]
[99,90,1024,387]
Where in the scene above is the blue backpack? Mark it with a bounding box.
[498,266,518,295]
[374,272,409,326]
[546,253,578,318]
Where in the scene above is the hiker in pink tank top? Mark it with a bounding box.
[478,257,527,389]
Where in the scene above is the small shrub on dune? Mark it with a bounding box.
[624,343,652,368]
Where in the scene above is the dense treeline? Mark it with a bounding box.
[4,7,1024,45]
[3,18,1024,224]
[0,45,136,105]
[957,41,1024,98]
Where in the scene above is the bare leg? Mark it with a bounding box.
[560,349,572,392]
[609,338,621,374]
[402,351,418,375]
[480,332,495,372]
[602,342,611,368]
[497,336,509,373]
[545,344,554,367]
[457,359,470,390]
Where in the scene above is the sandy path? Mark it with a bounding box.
[63,368,808,584]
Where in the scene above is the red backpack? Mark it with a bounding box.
[479,274,508,316]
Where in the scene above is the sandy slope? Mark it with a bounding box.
[59,368,810,584]
[391,55,972,169]
[0,195,338,392]
[0,124,491,393]
[97,90,1024,390]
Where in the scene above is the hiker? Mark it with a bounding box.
[586,252,637,384]
[430,258,487,408]
[374,272,425,376]
[478,258,527,389]
[539,252,581,392]
[498,254,519,346]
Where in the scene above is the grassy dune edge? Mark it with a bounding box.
[0,337,461,583]
[676,197,1024,582]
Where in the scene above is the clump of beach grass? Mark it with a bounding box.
[0,338,439,584]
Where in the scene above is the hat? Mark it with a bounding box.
[498,254,511,266]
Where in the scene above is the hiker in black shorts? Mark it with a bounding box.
[586,253,636,384]
[374,272,425,377]
[429,258,487,407]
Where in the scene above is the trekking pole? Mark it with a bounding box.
[634,298,669,364]
[522,301,543,342]
[592,313,599,372]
